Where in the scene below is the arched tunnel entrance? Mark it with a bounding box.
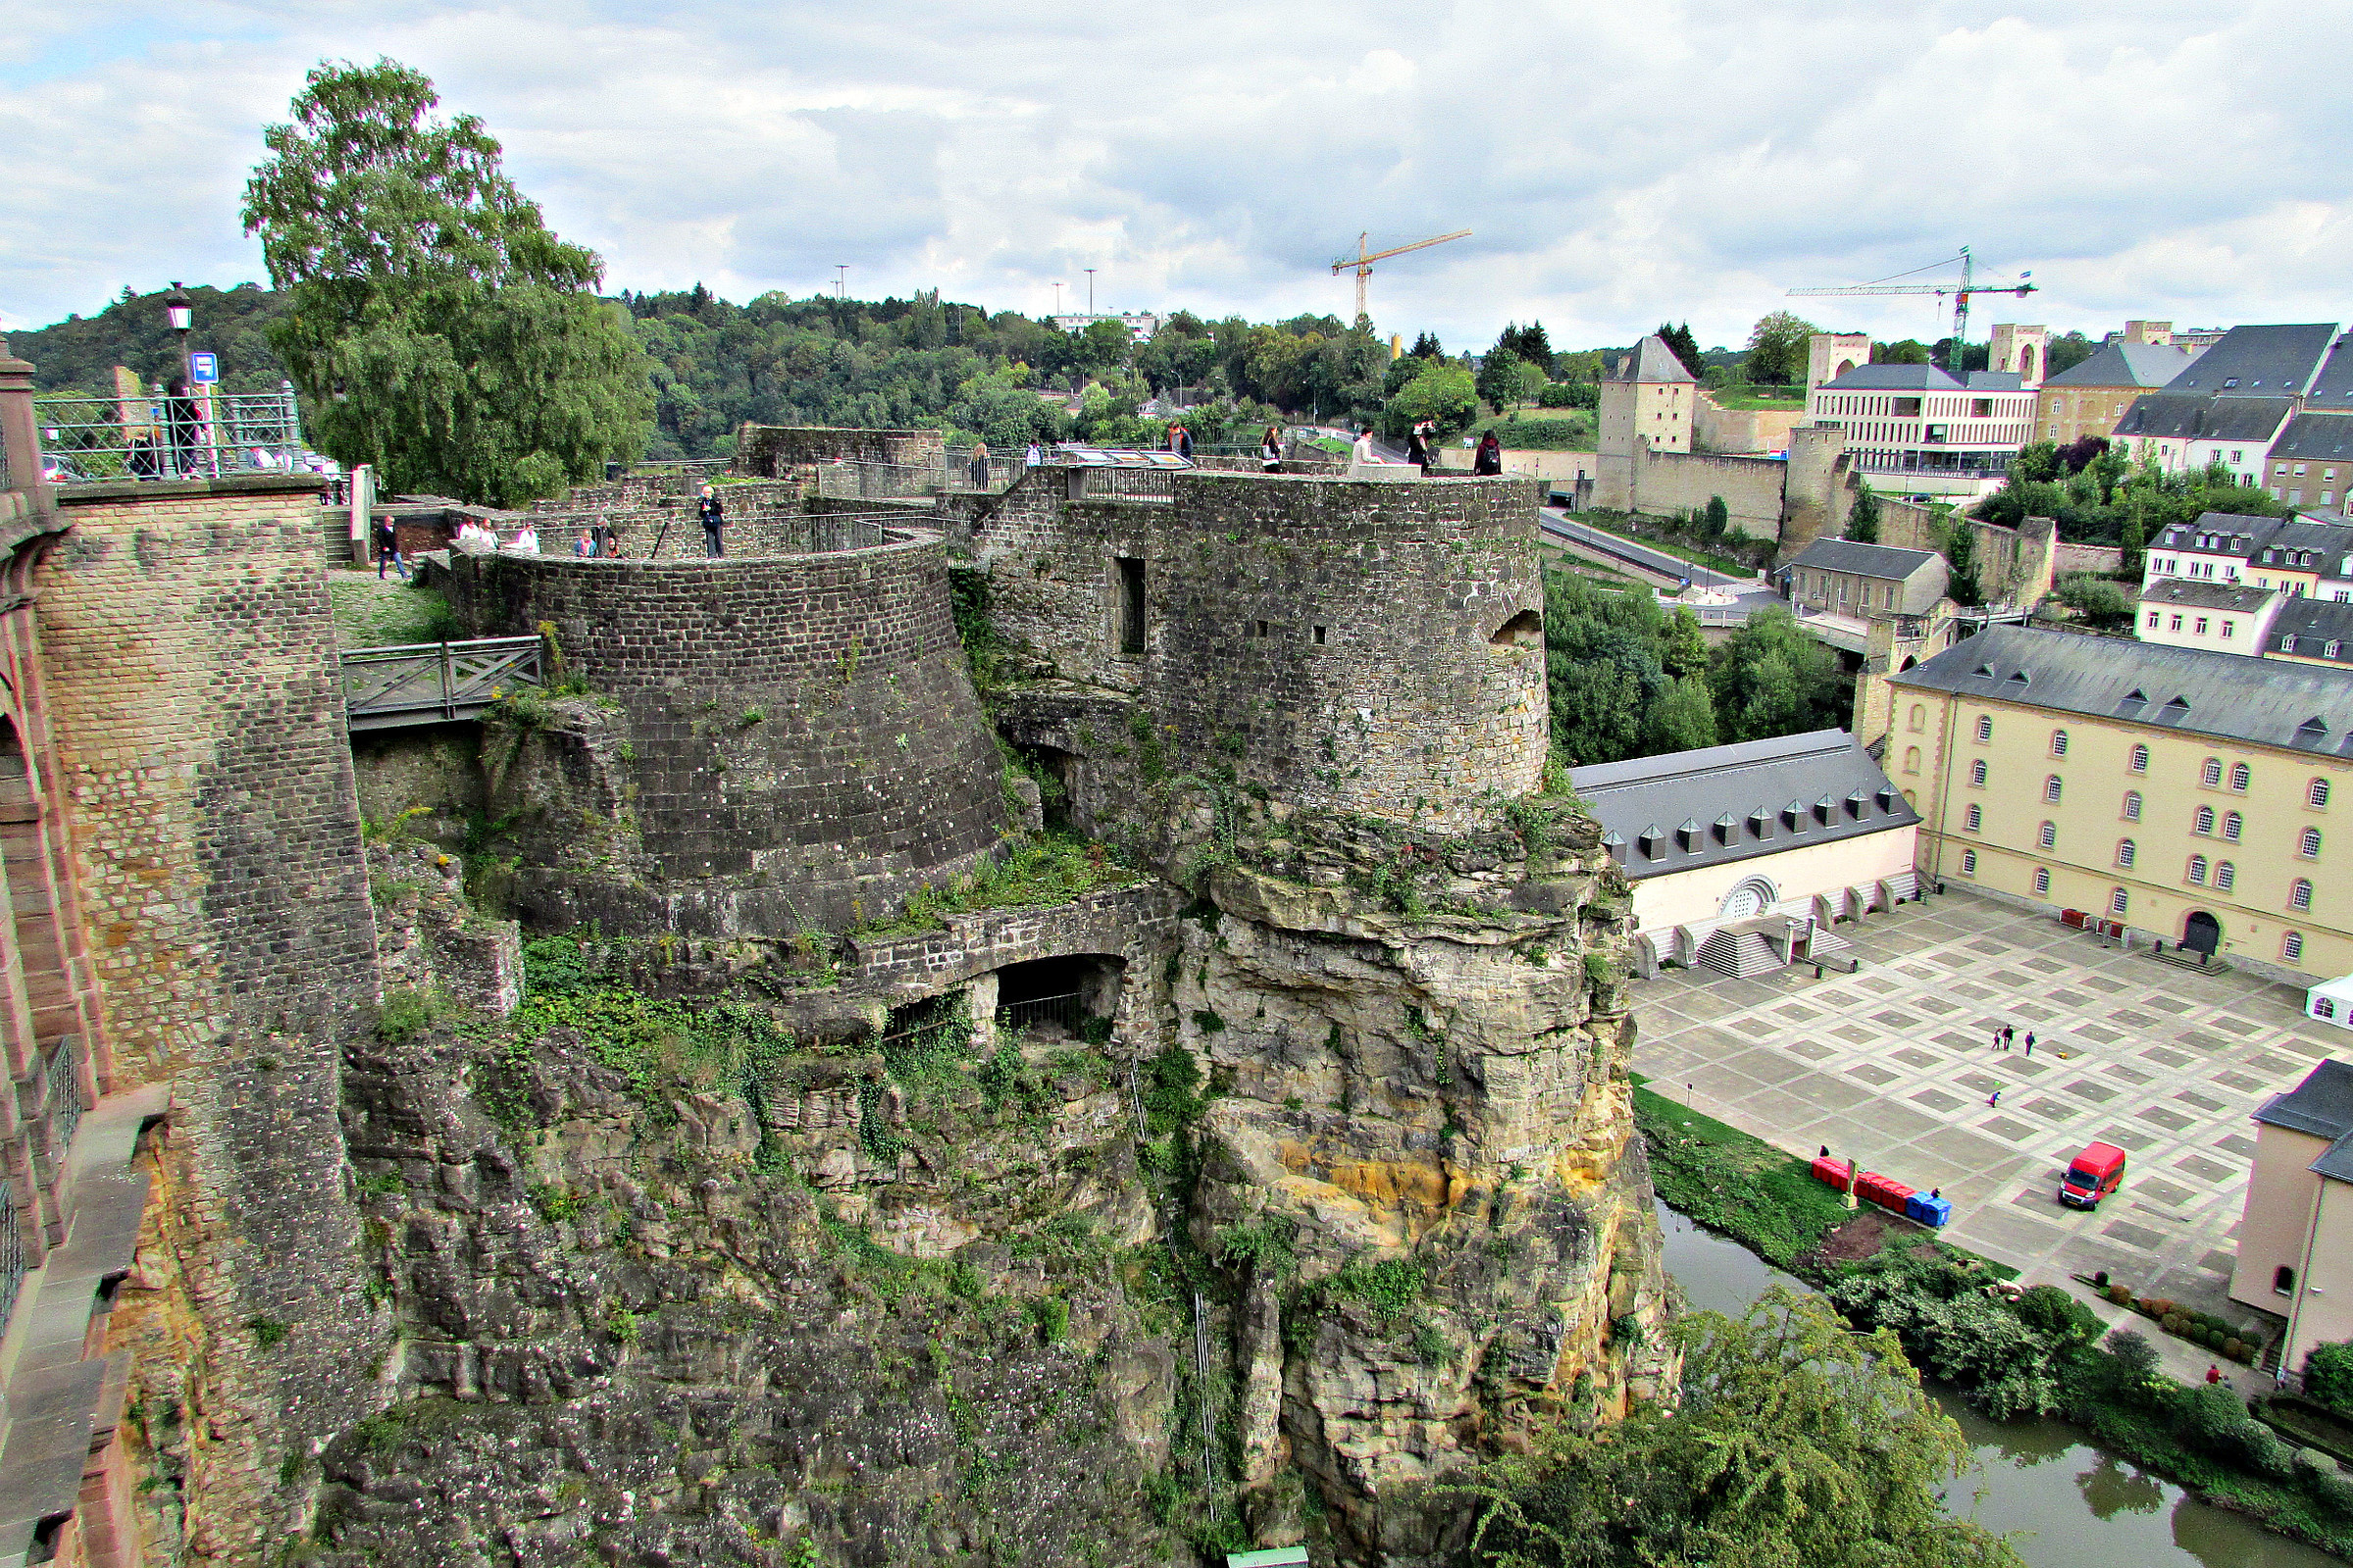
[989,953,1125,1040]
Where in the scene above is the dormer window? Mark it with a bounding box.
[1638,825,1664,859]
[2224,379,2238,388]
[1676,818,1703,852]
[1747,807,1772,838]
[1713,812,1738,844]
[1783,798,1808,831]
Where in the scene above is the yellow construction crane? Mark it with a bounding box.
[1332,229,1471,326]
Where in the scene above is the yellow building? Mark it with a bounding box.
[2032,338,2190,444]
[2228,1059,2353,1377]
[1889,625,2353,981]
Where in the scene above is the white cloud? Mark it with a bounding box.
[0,0,2347,354]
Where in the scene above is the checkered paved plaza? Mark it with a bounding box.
[1627,887,2340,1316]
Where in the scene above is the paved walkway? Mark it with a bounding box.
[1627,889,2337,1332]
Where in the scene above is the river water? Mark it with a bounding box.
[1654,1200,2347,1567]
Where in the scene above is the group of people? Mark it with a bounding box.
[1350,424,1505,478]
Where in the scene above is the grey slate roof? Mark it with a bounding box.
[2258,519,2353,566]
[2254,1058,2353,1139]
[1817,363,1964,392]
[1889,623,2353,756]
[2042,339,2193,389]
[2268,598,2353,666]
[2272,412,2353,463]
[1783,537,1940,582]
[2113,393,2298,443]
[1568,729,1916,883]
[2310,1131,2353,1183]
[2136,579,2276,613]
[2308,336,2353,412]
[2150,511,2283,555]
[1607,334,1696,384]
[1965,371,2026,390]
[2161,323,2339,397]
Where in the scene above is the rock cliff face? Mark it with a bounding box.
[304,772,1668,1566]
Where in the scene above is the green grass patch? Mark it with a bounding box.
[1705,383,1806,411]
[1633,1080,1853,1270]
[850,834,1141,939]
[329,574,461,649]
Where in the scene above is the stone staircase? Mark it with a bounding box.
[1696,927,1784,980]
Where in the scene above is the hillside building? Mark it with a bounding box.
[2136,580,2281,654]
[2034,339,2193,444]
[2113,324,2347,482]
[1805,363,2036,499]
[2264,412,2353,515]
[2228,1059,2353,1381]
[1890,625,2353,982]
[1777,537,1947,618]
[1572,730,1918,978]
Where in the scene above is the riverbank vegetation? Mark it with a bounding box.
[1631,1081,2353,1557]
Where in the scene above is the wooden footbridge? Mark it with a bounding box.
[340,636,546,731]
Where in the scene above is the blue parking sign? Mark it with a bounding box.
[189,352,219,383]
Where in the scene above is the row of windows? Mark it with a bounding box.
[1953,855,2315,960]
[2146,610,2243,639]
[1947,731,2332,808]
[1955,832,2314,908]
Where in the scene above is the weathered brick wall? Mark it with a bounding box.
[1625,442,1788,535]
[444,531,1010,933]
[1876,498,2058,605]
[962,472,1549,829]
[734,426,945,479]
[39,474,383,1558]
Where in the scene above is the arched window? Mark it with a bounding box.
[2301,827,2323,859]
[1966,804,1983,832]
[2186,854,2207,884]
[2195,805,2216,835]
[2033,867,2051,895]
[2202,757,2224,787]
[1903,746,1920,776]
[2045,776,2063,803]
[1970,759,1988,786]
[2110,886,2129,916]
[1975,715,1993,742]
[1908,704,1925,733]
[2129,743,2149,773]
[2284,931,2306,962]
[2231,762,2252,792]
[1961,849,1978,875]
[2275,1265,2298,1295]
[2123,791,2142,821]
[2215,861,2236,891]
[2051,729,2070,756]
[2311,778,2330,810]
[2038,821,2057,849]
[2291,878,2315,912]
[2224,811,2243,842]
[2117,838,2137,868]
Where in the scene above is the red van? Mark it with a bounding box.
[2059,1142,2127,1209]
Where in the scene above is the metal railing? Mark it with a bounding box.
[1073,466,1176,502]
[816,461,942,501]
[997,991,1087,1035]
[341,635,545,731]
[494,509,905,557]
[45,1040,80,1162]
[33,381,315,482]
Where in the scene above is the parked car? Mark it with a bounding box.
[2059,1140,2127,1209]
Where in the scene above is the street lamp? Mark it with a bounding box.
[163,282,194,478]
[164,281,192,380]
[1084,268,1096,316]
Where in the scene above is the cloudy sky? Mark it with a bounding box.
[2,0,2347,353]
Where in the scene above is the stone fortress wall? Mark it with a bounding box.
[443,526,1011,936]
[946,469,1550,831]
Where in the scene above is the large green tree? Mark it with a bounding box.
[1452,1289,2022,1568]
[1743,310,1818,386]
[1387,360,1480,438]
[1709,609,1849,740]
[242,59,653,506]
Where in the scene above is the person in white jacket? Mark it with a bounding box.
[1350,427,1384,477]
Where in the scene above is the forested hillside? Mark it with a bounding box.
[10,282,1401,458]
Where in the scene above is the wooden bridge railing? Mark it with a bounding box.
[341,635,545,731]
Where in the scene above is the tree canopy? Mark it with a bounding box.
[1451,1288,2022,1568]
[1973,441,2284,545]
[1743,311,1817,386]
[1655,322,1705,378]
[242,58,652,505]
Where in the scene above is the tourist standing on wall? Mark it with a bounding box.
[1025,438,1043,470]
[1474,431,1504,476]
[1259,425,1283,472]
[969,440,991,490]
[698,484,725,558]
[1168,422,1193,460]
[1407,425,1432,475]
[374,518,409,581]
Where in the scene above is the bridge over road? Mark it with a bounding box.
[340,635,545,731]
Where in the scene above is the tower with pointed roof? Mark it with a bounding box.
[1595,333,1695,510]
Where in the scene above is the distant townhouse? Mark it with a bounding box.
[2113,324,2343,481]
[2270,598,2353,666]
[2136,580,2281,654]
[2264,412,2353,516]
[2034,339,2193,444]
[2140,511,2286,588]
[2140,511,2353,600]
[1778,537,1948,618]
[1889,625,2353,983]
[1805,363,2035,495]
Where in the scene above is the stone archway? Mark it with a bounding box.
[2182,910,2222,956]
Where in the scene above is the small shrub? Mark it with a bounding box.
[249,1318,289,1350]
[2108,1283,2132,1304]
[1032,1296,1071,1344]
[374,987,435,1044]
